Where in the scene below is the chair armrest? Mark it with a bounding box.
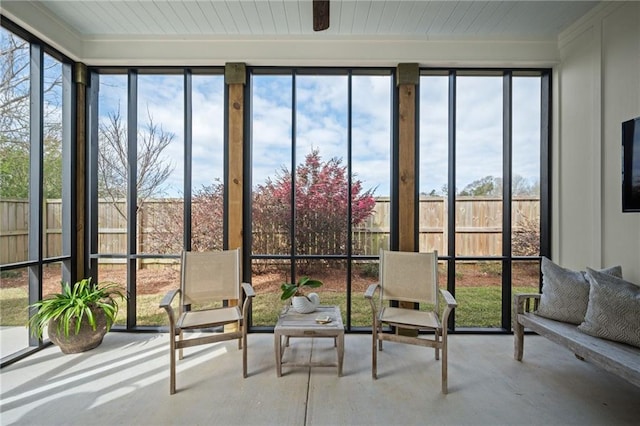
[364,283,380,299]
[242,283,256,298]
[514,293,541,314]
[439,289,457,308]
[159,288,180,308]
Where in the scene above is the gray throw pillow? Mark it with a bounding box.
[578,268,640,348]
[536,257,622,325]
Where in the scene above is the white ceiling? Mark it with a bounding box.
[7,0,600,40]
[1,1,608,66]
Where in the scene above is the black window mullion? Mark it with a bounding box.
[446,70,456,332]
[346,71,353,330]
[126,70,138,330]
[27,42,44,346]
[540,71,552,267]
[184,70,192,252]
[502,71,513,331]
[290,71,297,280]
[87,71,99,282]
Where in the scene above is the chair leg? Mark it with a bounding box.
[372,320,378,379]
[435,330,440,361]
[169,328,177,395]
[242,326,248,378]
[441,338,448,394]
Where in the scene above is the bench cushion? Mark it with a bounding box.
[579,268,640,348]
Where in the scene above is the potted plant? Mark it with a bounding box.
[280,276,323,313]
[28,277,125,354]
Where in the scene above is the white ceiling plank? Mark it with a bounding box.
[268,0,289,35]
[253,0,276,34]
[183,1,212,34]
[166,1,197,34]
[225,0,253,34]
[147,1,180,34]
[376,1,400,33]
[464,1,501,35]
[415,1,445,35]
[123,1,157,35]
[400,1,430,34]
[298,0,314,34]
[283,0,302,35]
[350,0,371,34]
[212,1,239,34]
[440,1,473,34]
[338,0,357,34]
[363,0,385,34]
[428,1,458,35]
[195,1,225,34]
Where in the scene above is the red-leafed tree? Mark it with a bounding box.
[252,149,376,261]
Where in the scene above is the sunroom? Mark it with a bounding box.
[1,1,639,424]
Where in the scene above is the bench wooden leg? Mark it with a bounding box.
[514,320,524,361]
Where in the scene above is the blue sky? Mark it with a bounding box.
[97,72,541,199]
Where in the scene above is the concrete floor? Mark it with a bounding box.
[1,332,639,425]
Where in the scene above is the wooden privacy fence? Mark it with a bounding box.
[0,197,540,265]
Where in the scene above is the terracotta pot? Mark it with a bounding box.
[48,308,108,354]
[292,293,320,313]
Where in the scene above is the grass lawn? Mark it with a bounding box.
[2,286,537,329]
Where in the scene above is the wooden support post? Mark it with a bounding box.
[397,63,419,335]
[397,63,418,254]
[225,63,246,331]
[75,63,87,279]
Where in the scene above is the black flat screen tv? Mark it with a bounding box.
[622,116,640,212]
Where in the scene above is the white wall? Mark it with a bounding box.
[557,2,640,282]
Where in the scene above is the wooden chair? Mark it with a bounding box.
[159,248,255,394]
[364,249,457,394]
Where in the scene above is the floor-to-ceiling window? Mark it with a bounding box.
[0,21,74,364]
[419,69,549,331]
[88,68,224,330]
[249,69,393,329]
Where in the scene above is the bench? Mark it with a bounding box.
[513,293,640,389]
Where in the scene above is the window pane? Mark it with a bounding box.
[97,260,127,326]
[98,74,128,254]
[352,75,391,255]
[191,74,224,251]
[251,258,290,327]
[136,258,180,326]
[455,260,502,328]
[0,30,30,264]
[137,74,184,255]
[512,77,541,256]
[251,75,293,256]
[43,54,63,258]
[295,75,349,256]
[455,76,503,257]
[419,75,449,253]
[0,267,29,357]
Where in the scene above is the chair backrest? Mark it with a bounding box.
[180,249,241,306]
[379,249,439,308]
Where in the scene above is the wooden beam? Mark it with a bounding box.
[225,63,246,329]
[225,63,246,251]
[397,63,418,253]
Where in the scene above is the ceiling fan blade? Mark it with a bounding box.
[313,0,330,31]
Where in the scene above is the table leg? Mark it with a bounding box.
[275,332,282,377]
[337,333,344,377]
